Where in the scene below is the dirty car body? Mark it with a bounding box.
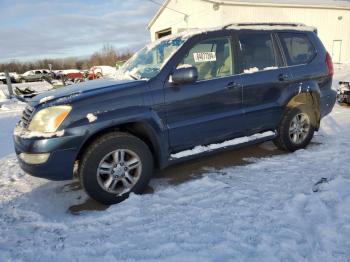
[14,24,336,200]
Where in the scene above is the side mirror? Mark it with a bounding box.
[170,66,198,85]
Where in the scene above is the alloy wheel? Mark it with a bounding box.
[96,149,142,195]
[289,113,311,145]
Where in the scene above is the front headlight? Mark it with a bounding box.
[28,105,72,133]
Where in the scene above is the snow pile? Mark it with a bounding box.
[244,67,259,74]
[0,66,350,260]
[0,98,26,112]
[177,64,194,69]
[13,125,65,139]
[0,98,26,158]
[39,95,55,104]
[243,66,279,74]
[171,131,275,159]
[0,81,53,94]
[0,104,349,260]
[86,113,97,123]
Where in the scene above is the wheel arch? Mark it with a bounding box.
[283,80,321,130]
[75,121,166,169]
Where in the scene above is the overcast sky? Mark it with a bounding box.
[0,0,161,62]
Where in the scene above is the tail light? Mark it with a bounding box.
[326,52,334,76]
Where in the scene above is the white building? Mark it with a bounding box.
[148,0,350,63]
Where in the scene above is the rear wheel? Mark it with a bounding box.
[274,105,315,152]
[79,132,154,205]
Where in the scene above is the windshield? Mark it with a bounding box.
[116,37,185,80]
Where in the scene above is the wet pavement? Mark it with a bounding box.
[67,141,286,214]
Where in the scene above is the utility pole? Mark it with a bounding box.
[4,70,13,98]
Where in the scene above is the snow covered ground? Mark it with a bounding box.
[1,67,350,261]
[0,81,53,97]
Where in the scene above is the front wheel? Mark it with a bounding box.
[274,105,315,152]
[79,132,154,205]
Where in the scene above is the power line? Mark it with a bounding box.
[146,0,188,16]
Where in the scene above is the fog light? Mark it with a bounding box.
[19,153,50,164]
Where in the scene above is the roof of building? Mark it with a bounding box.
[208,0,350,7]
[148,0,350,29]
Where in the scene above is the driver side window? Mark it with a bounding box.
[178,37,234,81]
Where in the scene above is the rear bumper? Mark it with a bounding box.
[320,89,337,118]
[14,131,85,181]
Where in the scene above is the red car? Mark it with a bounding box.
[88,66,116,80]
[57,70,84,81]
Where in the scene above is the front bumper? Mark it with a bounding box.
[14,131,85,181]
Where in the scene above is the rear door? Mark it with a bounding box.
[237,32,292,134]
[164,35,244,152]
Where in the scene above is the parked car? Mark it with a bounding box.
[56,69,84,81]
[0,73,7,84]
[18,69,52,83]
[14,23,336,204]
[10,72,21,83]
[337,81,350,104]
[0,72,16,84]
[88,66,116,80]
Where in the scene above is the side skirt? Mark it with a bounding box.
[168,131,277,165]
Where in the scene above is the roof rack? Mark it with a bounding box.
[222,22,307,29]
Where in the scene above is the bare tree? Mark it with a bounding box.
[0,44,133,73]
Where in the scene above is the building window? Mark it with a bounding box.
[156,28,172,39]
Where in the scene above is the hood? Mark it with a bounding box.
[30,78,146,106]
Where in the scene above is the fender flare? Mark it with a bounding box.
[74,109,169,168]
[282,80,321,129]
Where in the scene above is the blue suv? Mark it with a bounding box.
[14,23,336,204]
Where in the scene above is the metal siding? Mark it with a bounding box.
[150,0,350,62]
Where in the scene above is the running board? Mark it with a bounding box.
[169,131,277,164]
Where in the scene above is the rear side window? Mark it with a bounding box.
[238,33,278,73]
[279,33,316,66]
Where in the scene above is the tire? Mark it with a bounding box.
[273,105,315,152]
[79,132,154,205]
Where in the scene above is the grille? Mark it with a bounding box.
[21,106,35,128]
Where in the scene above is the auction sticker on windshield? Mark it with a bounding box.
[193,52,216,63]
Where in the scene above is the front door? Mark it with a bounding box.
[164,36,244,152]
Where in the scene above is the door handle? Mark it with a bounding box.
[278,74,289,82]
[226,82,241,89]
